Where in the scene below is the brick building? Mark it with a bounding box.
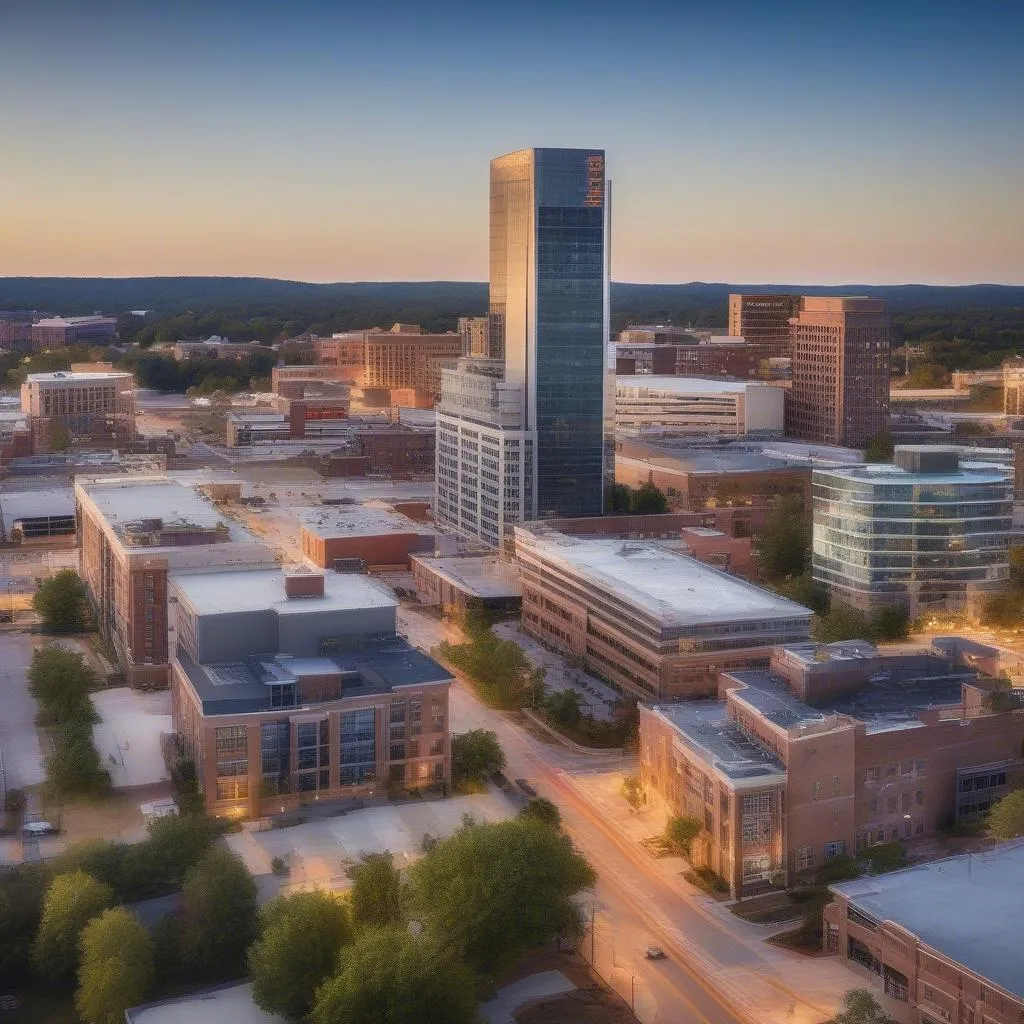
[21,369,136,451]
[169,566,452,817]
[728,294,799,363]
[315,425,435,480]
[615,340,757,379]
[411,554,522,618]
[0,311,40,352]
[639,640,1024,898]
[823,842,1024,1022]
[513,523,812,700]
[299,505,436,571]
[76,476,273,687]
[313,324,462,399]
[786,297,891,448]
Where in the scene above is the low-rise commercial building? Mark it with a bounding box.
[615,376,785,436]
[318,425,435,480]
[169,567,452,817]
[0,311,40,352]
[76,476,274,687]
[30,315,118,349]
[813,446,1012,616]
[823,842,1024,1022]
[0,486,76,544]
[21,369,136,451]
[514,523,812,700]
[299,505,435,570]
[615,338,757,379]
[639,640,1024,898]
[411,554,522,617]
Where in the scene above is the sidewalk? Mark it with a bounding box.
[480,971,576,1024]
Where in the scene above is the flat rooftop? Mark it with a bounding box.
[619,437,863,474]
[831,840,1024,1000]
[516,529,812,627]
[412,554,522,599]
[77,477,257,547]
[616,375,779,395]
[26,370,132,383]
[728,661,970,735]
[0,487,76,535]
[177,637,451,715]
[298,505,435,540]
[172,567,397,617]
[815,462,1009,487]
[650,703,787,784]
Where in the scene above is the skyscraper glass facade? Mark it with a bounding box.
[489,147,609,519]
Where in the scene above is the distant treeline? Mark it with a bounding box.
[1,277,1021,366]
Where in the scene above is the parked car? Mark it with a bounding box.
[515,778,537,798]
[644,946,666,960]
[22,821,56,837]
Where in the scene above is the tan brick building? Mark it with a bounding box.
[169,567,452,817]
[313,324,462,399]
[298,505,435,571]
[513,523,812,700]
[786,297,891,448]
[639,640,1024,898]
[76,476,273,687]
[823,842,1024,1022]
[22,369,136,451]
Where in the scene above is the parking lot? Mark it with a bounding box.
[224,786,521,899]
[0,632,44,793]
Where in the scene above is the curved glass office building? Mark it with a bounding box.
[812,446,1012,615]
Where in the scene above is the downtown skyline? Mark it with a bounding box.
[2,0,1022,285]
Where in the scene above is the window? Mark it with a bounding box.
[914,759,926,776]
[812,782,821,802]
[796,846,814,870]
[429,738,444,757]
[431,711,444,732]
[824,840,846,861]
[215,725,247,756]
[865,767,881,785]
[390,702,407,724]
[915,790,924,806]
[885,763,897,779]
[216,778,248,801]
[389,742,406,762]
[832,775,841,798]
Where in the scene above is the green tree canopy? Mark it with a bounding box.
[310,927,477,1024]
[27,644,97,725]
[249,890,352,1021]
[31,870,115,983]
[831,988,897,1024]
[814,603,874,643]
[863,430,895,463]
[44,720,110,801]
[519,797,562,830]
[775,569,831,616]
[630,481,668,515]
[450,729,506,792]
[606,482,633,514]
[75,907,154,1024]
[33,570,89,633]
[756,494,810,581]
[177,846,258,982]
[347,852,405,932]
[871,604,910,641]
[665,815,702,856]
[988,790,1024,840]
[407,817,595,976]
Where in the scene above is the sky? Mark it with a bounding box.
[1,0,1022,285]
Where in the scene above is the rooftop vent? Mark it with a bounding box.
[284,571,325,599]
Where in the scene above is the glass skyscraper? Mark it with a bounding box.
[489,147,611,518]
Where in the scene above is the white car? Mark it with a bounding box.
[23,821,55,837]
[644,946,666,961]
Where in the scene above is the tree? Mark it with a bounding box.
[665,815,702,857]
[249,890,351,1021]
[75,907,153,1024]
[756,494,810,581]
[621,774,645,810]
[544,689,583,729]
[519,797,561,829]
[606,482,633,514]
[863,431,894,463]
[27,644,97,725]
[44,719,110,800]
[450,729,505,792]
[871,604,909,640]
[988,790,1024,840]
[631,481,668,515]
[407,817,595,975]
[830,988,897,1024]
[33,570,89,633]
[177,846,258,982]
[815,603,873,643]
[347,852,405,931]
[776,569,831,615]
[32,870,115,983]
[311,926,477,1024]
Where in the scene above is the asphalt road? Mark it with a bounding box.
[0,632,44,791]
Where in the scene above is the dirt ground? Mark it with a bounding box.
[501,950,637,1024]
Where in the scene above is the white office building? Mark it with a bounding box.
[434,358,535,550]
[615,376,785,436]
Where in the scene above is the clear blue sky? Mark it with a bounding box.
[2,0,1021,284]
